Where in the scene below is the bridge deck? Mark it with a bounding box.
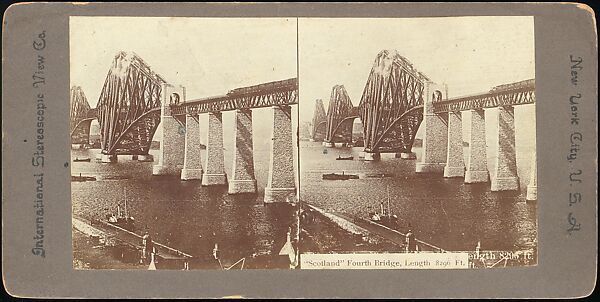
[433,79,535,113]
[170,78,297,115]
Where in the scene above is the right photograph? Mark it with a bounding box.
[298,17,537,268]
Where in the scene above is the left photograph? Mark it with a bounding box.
[70,17,299,270]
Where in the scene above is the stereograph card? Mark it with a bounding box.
[2,2,597,299]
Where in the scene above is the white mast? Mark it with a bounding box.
[387,185,391,218]
[124,188,128,218]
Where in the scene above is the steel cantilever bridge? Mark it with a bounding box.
[70,86,96,145]
[97,52,167,155]
[70,52,166,155]
[70,51,297,156]
[309,49,536,197]
[358,50,430,154]
[312,49,535,156]
[70,51,298,201]
[323,85,357,146]
[312,50,430,153]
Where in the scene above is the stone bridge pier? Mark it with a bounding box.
[490,106,519,191]
[464,109,489,183]
[416,82,448,174]
[264,105,296,203]
[396,152,417,159]
[181,114,203,180]
[153,84,186,176]
[228,109,257,194]
[201,112,227,186]
[526,151,537,200]
[444,111,465,178]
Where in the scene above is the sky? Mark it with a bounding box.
[70,17,298,108]
[70,17,299,153]
[298,17,535,123]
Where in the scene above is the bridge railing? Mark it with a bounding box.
[432,79,535,113]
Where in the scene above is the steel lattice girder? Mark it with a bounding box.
[328,106,360,144]
[110,108,162,155]
[96,51,166,154]
[373,106,423,153]
[358,50,428,153]
[310,99,327,141]
[170,78,298,115]
[325,85,354,143]
[69,86,91,134]
[433,79,535,113]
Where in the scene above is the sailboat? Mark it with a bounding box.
[107,188,136,232]
[278,229,296,265]
[369,185,399,227]
[147,250,157,270]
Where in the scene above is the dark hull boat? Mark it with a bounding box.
[107,189,136,232]
[73,157,91,162]
[71,173,96,182]
[365,173,395,178]
[108,216,136,233]
[322,172,359,180]
[366,185,399,227]
[336,155,354,160]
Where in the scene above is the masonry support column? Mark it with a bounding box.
[153,85,186,176]
[364,152,380,161]
[396,152,417,159]
[416,82,448,173]
[526,151,537,200]
[464,109,489,183]
[264,105,296,203]
[181,114,203,180]
[201,112,227,186]
[101,154,117,163]
[228,109,257,194]
[444,111,465,177]
[491,106,519,191]
[138,154,154,162]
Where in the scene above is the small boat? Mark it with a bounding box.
[107,189,135,232]
[336,155,354,160]
[368,186,399,227]
[102,175,130,180]
[73,157,91,162]
[322,171,359,180]
[365,173,395,178]
[71,173,96,182]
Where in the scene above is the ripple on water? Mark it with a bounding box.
[300,141,537,252]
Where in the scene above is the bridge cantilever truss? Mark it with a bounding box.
[324,85,357,144]
[70,86,94,144]
[170,78,297,115]
[358,49,430,153]
[96,51,166,155]
[310,99,327,142]
[433,79,535,113]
